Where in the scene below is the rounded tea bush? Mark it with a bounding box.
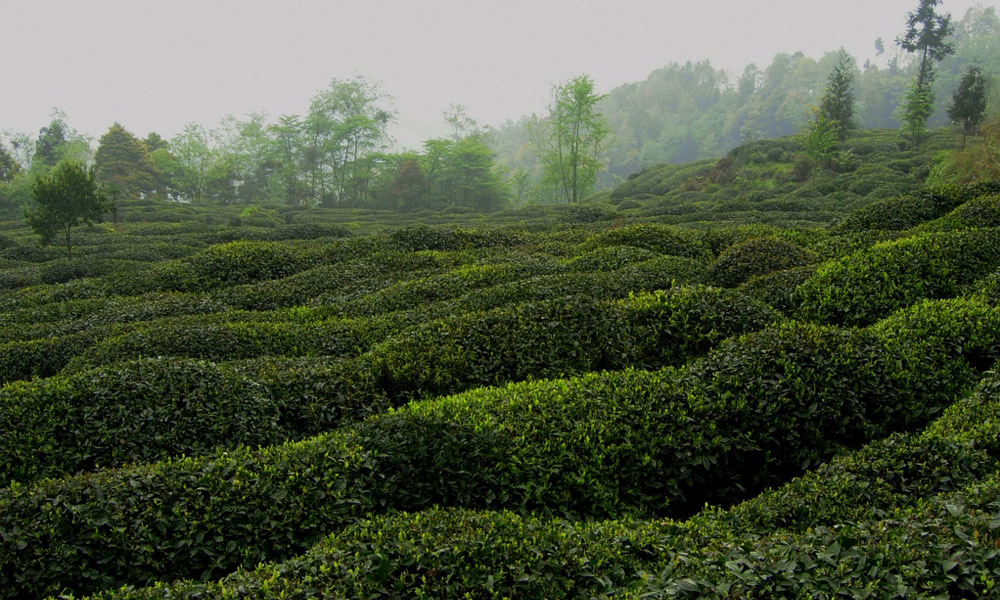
[798,229,1000,326]
[710,236,815,287]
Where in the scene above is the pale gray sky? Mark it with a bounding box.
[2,0,991,150]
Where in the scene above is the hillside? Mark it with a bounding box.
[1,133,1000,597]
[490,4,1000,186]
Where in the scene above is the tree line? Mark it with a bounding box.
[492,3,1000,185]
[2,1,998,226]
[0,74,607,217]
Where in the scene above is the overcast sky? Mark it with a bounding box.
[2,0,991,150]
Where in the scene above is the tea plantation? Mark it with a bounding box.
[2,136,1000,598]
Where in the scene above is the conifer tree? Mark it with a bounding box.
[94,123,159,199]
[819,51,856,139]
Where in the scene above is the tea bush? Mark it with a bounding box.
[797,229,1000,326]
[0,316,972,598]
[709,237,815,287]
[834,180,1000,234]
[737,264,818,315]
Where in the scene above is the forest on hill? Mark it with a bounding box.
[491,3,1000,186]
[2,5,998,215]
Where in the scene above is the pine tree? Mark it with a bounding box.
[819,51,856,139]
[94,123,159,199]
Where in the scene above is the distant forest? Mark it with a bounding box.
[1,5,998,212]
[490,4,1000,188]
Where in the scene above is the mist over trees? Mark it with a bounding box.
[1,4,998,214]
[492,4,1000,185]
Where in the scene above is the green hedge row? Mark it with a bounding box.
[0,357,389,487]
[61,315,381,374]
[0,287,777,487]
[797,228,1000,326]
[0,315,974,598]
[583,223,712,259]
[76,371,1000,600]
[833,180,1000,234]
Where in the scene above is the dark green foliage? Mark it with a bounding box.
[709,237,815,287]
[819,51,856,137]
[798,228,1000,326]
[0,312,973,598]
[184,240,320,286]
[948,65,989,138]
[584,223,712,259]
[869,297,1000,372]
[922,193,1000,230]
[79,373,1000,600]
[834,180,1000,233]
[0,286,777,488]
[737,264,818,315]
[0,328,109,383]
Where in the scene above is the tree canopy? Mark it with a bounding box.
[533,75,610,203]
[24,160,109,260]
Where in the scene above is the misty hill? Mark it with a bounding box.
[490,4,1000,185]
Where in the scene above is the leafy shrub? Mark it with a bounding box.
[868,297,1000,373]
[585,223,711,259]
[184,240,319,286]
[0,328,109,384]
[797,229,1000,326]
[62,316,379,372]
[38,256,114,284]
[709,237,815,287]
[923,193,1000,230]
[0,313,972,598]
[84,375,1000,600]
[563,245,658,272]
[834,180,1000,234]
[737,264,818,315]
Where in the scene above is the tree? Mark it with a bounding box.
[534,75,610,203]
[899,69,936,141]
[94,123,159,199]
[168,123,215,202]
[32,111,92,170]
[24,160,109,261]
[303,77,394,206]
[819,51,856,138]
[896,0,955,140]
[0,145,19,183]
[948,65,989,146]
[803,107,839,169]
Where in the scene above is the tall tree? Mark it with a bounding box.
[896,0,955,140]
[819,50,857,138]
[268,114,306,205]
[534,75,610,203]
[168,123,215,202]
[948,65,989,146]
[0,145,19,183]
[24,160,109,261]
[303,77,394,206]
[94,123,159,199]
[32,111,92,170]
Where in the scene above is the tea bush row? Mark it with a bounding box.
[0,287,778,487]
[797,228,1000,326]
[77,371,1000,600]
[0,313,978,598]
[833,180,1000,234]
